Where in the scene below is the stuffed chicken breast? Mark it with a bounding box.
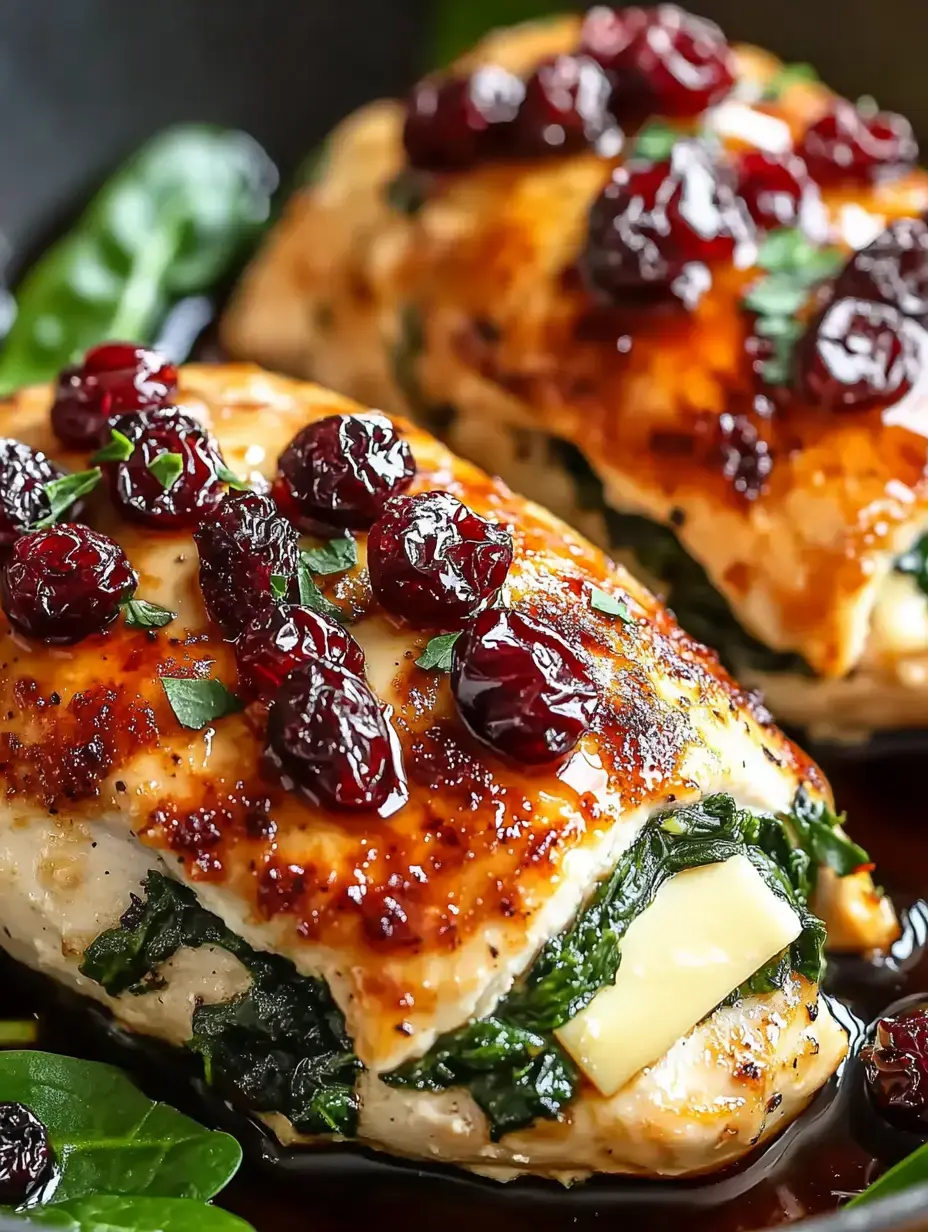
[223,6,928,742]
[0,356,894,1181]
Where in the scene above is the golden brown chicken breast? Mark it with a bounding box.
[223,7,928,742]
[0,358,893,1181]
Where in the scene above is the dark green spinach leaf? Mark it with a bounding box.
[0,125,277,392]
[81,875,360,1138]
[790,787,870,879]
[11,1195,251,1232]
[896,533,928,598]
[0,1052,241,1205]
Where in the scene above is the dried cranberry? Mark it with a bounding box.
[862,1007,928,1130]
[582,140,752,304]
[368,491,512,628]
[717,413,772,500]
[104,406,226,529]
[236,604,365,700]
[275,413,415,531]
[451,608,599,765]
[1,524,136,644]
[265,660,407,814]
[0,440,66,547]
[736,151,819,231]
[51,343,177,449]
[194,492,300,637]
[511,55,616,156]
[0,1102,54,1204]
[834,218,928,323]
[581,4,735,118]
[404,67,525,171]
[799,100,917,185]
[797,297,920,411]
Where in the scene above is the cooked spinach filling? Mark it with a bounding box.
[549,438,809,678]
[79,793,864,1143]
[896,532,928,598]
[80,874,360,1137]
[387,791,861,1139]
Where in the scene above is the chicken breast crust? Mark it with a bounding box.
[0,363,891,1178]
[222,15,928,738]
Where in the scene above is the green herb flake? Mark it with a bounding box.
[12,1194,255,1232]
[301,535,358,576]
[416,631,461,672]
[848,1139,928,1207]
[33,468,102,528]
[589,585,633,622]
[270,574,289,602]
[629,119,678,162]
[217,463,251,491]
[148,451,184,491]
[161,678,243,730]
[91,428,135,464]
[297,556,347,622]
[762,61,819,101]
[123,598,176,631]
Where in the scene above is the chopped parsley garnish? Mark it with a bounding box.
[217,463,251,491]
[742,227,844,385]
[91,428,135,463]
[297,556,347,623]
[123,597,176,630]
[148,451,184,491]
[301,535,358,576]
[34,467,102,528]
[589,585,633,622]
[629,118,678,162]
[416,631,461,672]
[161,678,243,730]
[270,574,289,602]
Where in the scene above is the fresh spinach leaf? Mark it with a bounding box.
[0,1052,241,1205]
[0,125,277,393]
[416,631,461,672]
[81,875,360,1138]
[550,437,809,678]
[388,793,833,1137]
[300,536,357,576]
[847,1140,928,1207]
[11,1195,252,1232]
[161,679,243,730]
[790,787,870,879]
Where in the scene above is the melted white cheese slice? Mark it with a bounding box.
[555,855,802,1097]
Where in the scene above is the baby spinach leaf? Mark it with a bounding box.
[82,874,361,1138]
[0,125,277,393]
[0,1052,241,1205]
[790,787,870,878]
[161,679,243,730]
[416,631,461,672]
[11,1195,252,1232]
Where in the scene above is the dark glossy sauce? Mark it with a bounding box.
[0,750,922,1231]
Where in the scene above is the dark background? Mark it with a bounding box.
[0,0,926,264]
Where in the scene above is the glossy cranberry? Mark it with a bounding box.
[736,151,820,231]
[799,99,917,185]
[236,604,365,700]
[0,1102,54,1204]
[51,343,177,449]
[2,524,136,644]
[511,55,616,155]
[104,406,226,529]
[798,297,920,411]
[265,660,407,814]
[194,492,300,637]
[582,140,753,304]
[717,413,772,500]
[275,413,415,531]
[451,608,599,765]
[368,491,513,628]
[834,218,928,323]
[0,440,66,547]
[403,67,525,171]
[580,4,735,118]
[862,1007,928,1130]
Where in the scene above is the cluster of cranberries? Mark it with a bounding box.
[797,218,928,411]
[862,1005,928,1130]
[0,1102,54,1204]
[51,342,177,449]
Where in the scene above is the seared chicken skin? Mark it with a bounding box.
[223,9,928,740]
[0,362,893,1181]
